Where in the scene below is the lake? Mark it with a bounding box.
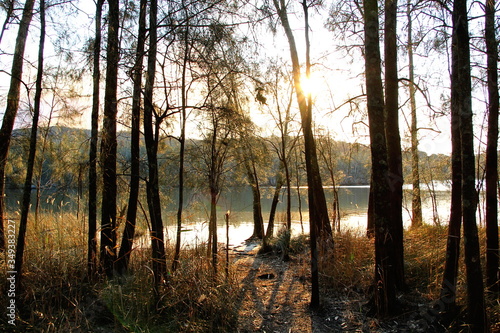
[4,184,459,247]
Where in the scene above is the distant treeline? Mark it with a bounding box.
[5,126,455,190]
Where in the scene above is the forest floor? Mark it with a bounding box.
[231,241,447,333]
[3,224,500,332]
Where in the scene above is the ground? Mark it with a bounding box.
[231,242,444,333]
[233,245,342,332]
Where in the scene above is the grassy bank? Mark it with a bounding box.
[0,212,499,331]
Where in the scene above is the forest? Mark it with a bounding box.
[0,0,498,332]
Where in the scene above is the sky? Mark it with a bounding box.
[0,0,495,157]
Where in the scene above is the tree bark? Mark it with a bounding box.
[144,0,167,286]
[407,0,423,228]
[245,156,264,240]
[273,0,332,308]
[100,0,120,278]
[363,0,397,316]
[273,0,332,244]
[116,0,146,275]
[266,167,284,239]
[384,0,405,291]
[0,0,14,44]
[172,9,190,272]
[208,125,220,275]
[88,0,104,279]
[484,0,499,296]
[439,0,462,315]
[0,0,35,252]
[14,0,45,291]
[453,0,487,329]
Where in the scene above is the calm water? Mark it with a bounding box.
[5,185,457,247]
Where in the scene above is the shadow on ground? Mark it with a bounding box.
[233,245,343,333]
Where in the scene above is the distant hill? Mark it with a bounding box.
[5,125,458,190]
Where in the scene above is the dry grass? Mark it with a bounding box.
[404,224,450,298]
[1,208,499,332]
[0,211,239,332]
[100,246,238,332]
[322,228,374,292]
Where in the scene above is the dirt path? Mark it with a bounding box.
[232,245,344,333]
[230,243,441,333]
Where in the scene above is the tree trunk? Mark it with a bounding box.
[273,0,333,246]
[172,12,190,272]
[210,186,218,275]
[407,0,422,228]
[0,0,14,43]
[317,136,341,232]
[284,157,292,231]
[439,5,462,315]
[273,0,333,307]
[144,0,166,286]
[330,173,340,233]
[208,127,219,274]
[384,0,405,291]
[454,0,487,329]
[0,0,35,252]
[14,0,45,291]
[35,109,53,224]
[100,0,120,278]
[245,157,264,240]
[363,0,397,316]
[88,0,103,279]
[294,149,304,233]
[116,0,146,275]
[263,166,284,253]
[484,0,499,296]
[266,168,284,239]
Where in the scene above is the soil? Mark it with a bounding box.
[231,242,445,333]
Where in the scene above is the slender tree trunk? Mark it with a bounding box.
[35,110,53,224]
[263,166,283,253]
[100,0,120,278]
[407,0,422,228]
[273,0,332,308]
[384,0,405,291]
[273,0,332,243]
[302,2,333,246]
[244,155,264,240]
[294,148,304,233]
[363,0,397,316]
[172,13,190,272]
[0,0,14,44]
[225,211,230,279]
[208,127,219,274]
[284,158,292,230]
[0,0,35,252]
[484,0,499,296]
[116,0,146,275]
[210,186,218,275]
[454,0,487,329]
[266,168,284,239]
[88,0,103,279]
[14,0,45,291]
[144,0,166,286]
[330,173,340,232]
[317,137,341,232]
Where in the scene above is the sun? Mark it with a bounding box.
[299,72,320,97]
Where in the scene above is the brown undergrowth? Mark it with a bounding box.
[0,211,499,332]
[0,212,239,332]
